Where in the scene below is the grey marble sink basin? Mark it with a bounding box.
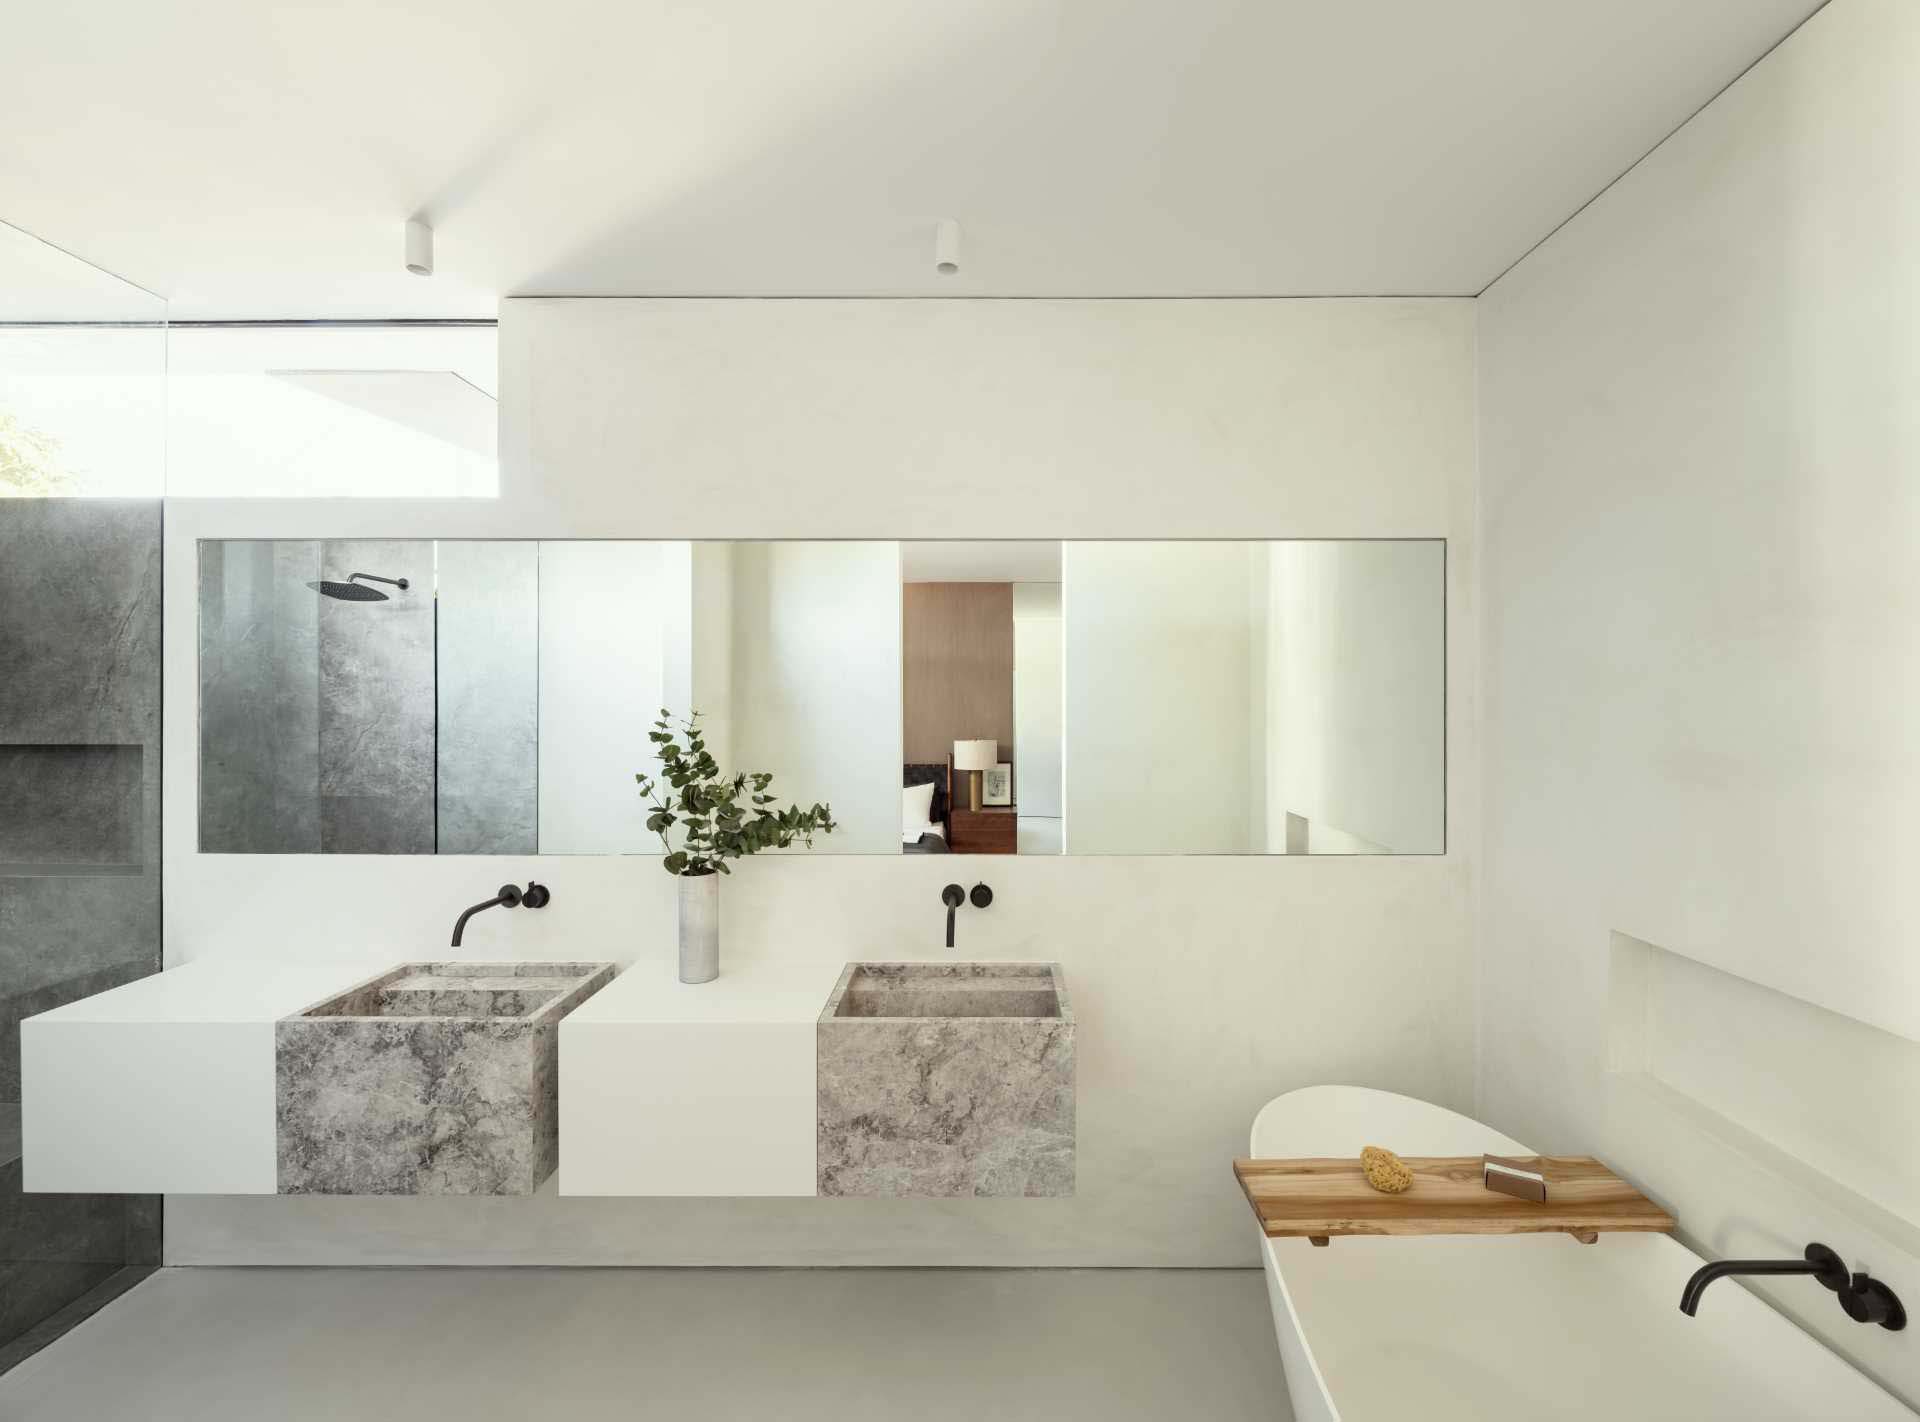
[817,963,1074,1198]
[300,965,599,1021]
[276,960,615,1196]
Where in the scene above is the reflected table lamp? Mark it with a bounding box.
[954,739,997,813]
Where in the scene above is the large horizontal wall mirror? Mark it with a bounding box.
[901,541,1444,856]
[197,538,1443,856]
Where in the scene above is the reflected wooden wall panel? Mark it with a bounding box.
[902,583,1014,773]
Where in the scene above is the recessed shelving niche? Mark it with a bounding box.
[1606,931,1920,1249]
[0,744,145,877]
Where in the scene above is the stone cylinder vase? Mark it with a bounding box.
[677,871,720,984]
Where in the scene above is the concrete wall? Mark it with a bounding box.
[163,295,1478,1267]
[1478,0,1920,1403]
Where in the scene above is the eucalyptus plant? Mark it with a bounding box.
[636,710,836,877]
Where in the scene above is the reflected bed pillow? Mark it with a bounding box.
[903,781,936,834]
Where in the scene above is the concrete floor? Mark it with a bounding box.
[0,1266,1291,1421]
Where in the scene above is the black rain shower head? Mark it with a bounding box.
[307,572,409,602]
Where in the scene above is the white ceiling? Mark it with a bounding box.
[0,222,162,322]
[0,0,1822,318]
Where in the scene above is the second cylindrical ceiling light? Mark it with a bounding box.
[934,219,961,276]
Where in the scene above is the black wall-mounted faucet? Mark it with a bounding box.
[1680,1242,1905,1330]
[940,882,993,947]
[941,884,964,947]
[451,881,550,947]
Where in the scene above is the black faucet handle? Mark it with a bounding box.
[522,881,550,909]
[969,882,993,909]
[1843,1275,1908,1330]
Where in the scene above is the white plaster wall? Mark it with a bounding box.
[162,295,1477,1266]
[1478,0,1920,1402]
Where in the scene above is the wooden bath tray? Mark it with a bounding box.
[1232,1155,1675,1246]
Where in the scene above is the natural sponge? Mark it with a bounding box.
[1360,1145,1413,1194]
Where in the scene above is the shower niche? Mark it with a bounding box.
[0,745,144,878]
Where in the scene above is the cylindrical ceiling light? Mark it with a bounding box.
[404,218,434,277]
[934,218,961,276]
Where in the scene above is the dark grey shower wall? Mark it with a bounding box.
[0,497,162,1354]
[198,540,322,854]
[436,541,538,854]
[316,539,435,853]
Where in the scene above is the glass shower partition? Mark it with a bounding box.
[0,219,165,1367]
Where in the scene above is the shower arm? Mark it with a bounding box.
[348,573,410,591]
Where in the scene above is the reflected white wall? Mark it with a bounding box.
[1062,540,1442,855]
[1012,582,1063,821]
[1064,542,1257,853]
[1263,540,1445,854]
[538,541,665,854]
[728,541,900,854]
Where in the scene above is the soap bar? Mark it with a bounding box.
[1360,1145,1413,1194]
[1482,1154,1549,1203]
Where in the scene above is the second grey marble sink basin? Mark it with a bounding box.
[825,961,1066,1020]
[817,963,1074,1198]
[277,960,614,1196]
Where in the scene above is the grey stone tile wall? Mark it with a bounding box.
[316,539,435,853]
[0,501,160,746]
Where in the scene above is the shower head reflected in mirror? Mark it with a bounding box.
[306,573,410,602]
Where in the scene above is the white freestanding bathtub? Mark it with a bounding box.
[1253,1086,1912,1421]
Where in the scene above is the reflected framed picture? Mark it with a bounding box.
[983,763,1013,807]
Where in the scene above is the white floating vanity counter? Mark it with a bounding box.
[21,951,401,1195]
[24,954,1072,1201]
[560,959,1076,1199]
[22,951,819,1198]
[557,962,826,1197]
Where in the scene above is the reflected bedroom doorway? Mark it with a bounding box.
[901,542,1064,856]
